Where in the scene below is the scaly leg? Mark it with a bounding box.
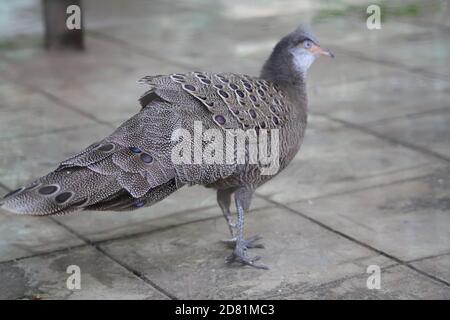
[217,188,236,238]
[226,187,268,270]
[217,188,264,249]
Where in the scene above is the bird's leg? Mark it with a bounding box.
[217,188,264,249]
[217,188,237,239]
[226,188,268,270]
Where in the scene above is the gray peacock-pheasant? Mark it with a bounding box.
[1,25,333,269]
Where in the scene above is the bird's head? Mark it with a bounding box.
[285,24,334,72]
[261,24,334,85]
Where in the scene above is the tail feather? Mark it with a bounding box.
[85,179,181,212]
[0,171,182,215]
[1,103,181,215]
[0,167,121,215]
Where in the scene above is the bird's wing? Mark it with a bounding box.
[138,72,290,131]
[136,72,293,185]
[137,72,292,186]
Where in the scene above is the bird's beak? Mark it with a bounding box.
[311,44,335,58]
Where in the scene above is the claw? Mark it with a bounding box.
[226,246,269,270]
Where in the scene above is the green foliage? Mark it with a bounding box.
[312,1,422,23]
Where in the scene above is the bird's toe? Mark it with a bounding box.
[221,235,264,249]
[226,246,269,270]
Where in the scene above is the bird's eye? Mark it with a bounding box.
[303,40,312,49]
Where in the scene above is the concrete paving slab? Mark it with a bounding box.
[287,167,450,261]
[0,210,84,262]
[0,36,186,123]
[369,110,450,160]
[84,0,199,30]
[292,265,450,299]
[0,78,96,140]
[257,117,446,203]
[100,206,393,299]
[411,254,450,284]
[315,16,430,46]
[90,11,399,89]
[0,246,167,300]
[342,28,450,78]
[0,124,112,188]
[311,72,450,125]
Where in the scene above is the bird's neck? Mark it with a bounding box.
[260,57,307,109]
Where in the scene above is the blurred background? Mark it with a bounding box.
[0,0,449,299]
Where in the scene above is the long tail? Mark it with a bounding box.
[1,167,118,215]
[0,102,182,215]
[0,169,181,215]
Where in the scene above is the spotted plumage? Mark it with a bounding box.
[1,25,333,269]
[139,72,289,131]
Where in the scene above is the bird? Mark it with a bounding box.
[0,25,333,269]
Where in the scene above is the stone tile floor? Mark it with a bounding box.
[0,0,449,299]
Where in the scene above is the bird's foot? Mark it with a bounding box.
[221,235,264,249]
[226,242,269,270]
